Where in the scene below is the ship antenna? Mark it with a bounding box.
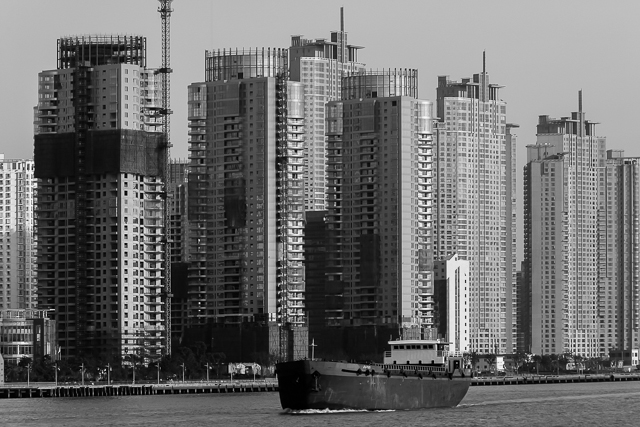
[309,339,317,360]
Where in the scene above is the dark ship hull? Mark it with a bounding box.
[276,359,471,411]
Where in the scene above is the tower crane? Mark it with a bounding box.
[157,0,173,356]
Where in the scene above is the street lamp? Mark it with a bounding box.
[180,363,185,383]
[80,363,85,386]
[205,363,210,382]
[27,363,31,387]
[54,362,58,387]
[106,363,111,386]
[157,363,161,385]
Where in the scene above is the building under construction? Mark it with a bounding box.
[34,35,168,361]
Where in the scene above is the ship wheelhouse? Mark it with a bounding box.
[383,339,453,365]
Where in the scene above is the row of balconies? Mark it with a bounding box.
[144,281,163,289]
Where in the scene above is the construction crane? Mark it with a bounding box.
[157,0,173,357]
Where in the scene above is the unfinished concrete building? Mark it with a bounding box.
[34,35,168,361]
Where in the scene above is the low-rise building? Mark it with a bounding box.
[609,348,639,368]
[0,309,56,365]
[473,354,505,374]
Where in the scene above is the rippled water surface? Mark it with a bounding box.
[1,382,639,426]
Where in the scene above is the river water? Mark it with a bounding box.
[1,382,638,426]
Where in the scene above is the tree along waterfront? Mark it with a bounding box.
[463,350,636,376]
[5,345,635,384]
[2,342,271,384]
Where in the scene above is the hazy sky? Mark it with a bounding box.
[2,0,638,258]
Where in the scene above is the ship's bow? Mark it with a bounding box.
[276,360,311,410]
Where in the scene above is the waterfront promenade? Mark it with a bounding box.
[2,373,639,399]
[471,372,640,386]
[0,379,278,398]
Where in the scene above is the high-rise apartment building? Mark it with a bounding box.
[524,94,605,357]
[289,8,364,210]
[600,150,640,356]
[187,48,305,328]
[0,155,37,310]
[434,58,516,354]
[505,124,518,353]
[325,69,434,327]
[34,35,168,360]
[433,254,470,353]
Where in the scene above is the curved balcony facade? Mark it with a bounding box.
[341,69,418,101]
[205,48,288,82]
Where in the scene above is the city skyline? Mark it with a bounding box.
[2,0,640,361]
[2,1,638,176]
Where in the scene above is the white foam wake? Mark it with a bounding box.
[282,408,395,415]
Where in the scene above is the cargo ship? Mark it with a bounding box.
[276,338,471,411]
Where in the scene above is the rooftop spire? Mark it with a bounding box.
[340,7,344,32]
[483,50,486,75]
[579,89,582,113]
[578,89,584,137]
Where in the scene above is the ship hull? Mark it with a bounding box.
[276,360,470,411]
